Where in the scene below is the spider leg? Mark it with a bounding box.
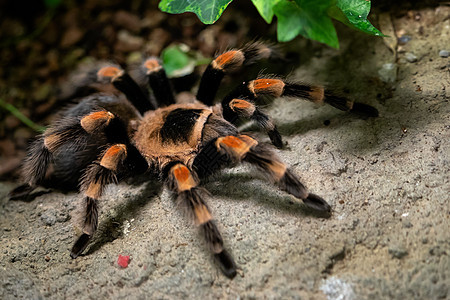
[142,58,175,107]
[9,116,85,199]
[214,135,331,212]
[70,143,127,258]
[166,163,237,278]
[221,98,283,148]
[79,109,148,176]
[8,138,51,199]
[97,66,155,114]
[63,109,147,257]
[222,78,379,118]
[197,42,277,106]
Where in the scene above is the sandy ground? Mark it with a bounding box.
[1,5,449,300]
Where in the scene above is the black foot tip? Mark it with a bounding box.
[214,249,237,279]
[304,193,331,213]
[70,233,91,259]
[268,130,283,149]
[8,184,35,200]
[351,103,379,118]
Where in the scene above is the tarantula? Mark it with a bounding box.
[10,43,378,278]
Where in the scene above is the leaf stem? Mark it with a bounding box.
[0,98,46,133]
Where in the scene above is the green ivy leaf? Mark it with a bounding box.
[158,0,232,24]
[274,0,339,48]
[161,45,194,77]
[251,0,280,23]
[329,0,385,36]
[273,1,302,42]
[157,0,383,48]
[161,45,211,77]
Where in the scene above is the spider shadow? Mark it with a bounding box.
[204,171,331,219]
[8,188,53,202]
[84,176,163,256]
[84,166,331,257]
[278,109,336,137]
[273,104,381,153]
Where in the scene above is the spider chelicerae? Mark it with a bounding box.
[9,42,378,278]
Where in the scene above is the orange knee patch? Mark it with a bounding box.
[212,50,245,71]
[230,99,256,117]
[44,133,62,152]
[221,136,244,149]
[100,144,127,171]
[309,86,325,103]
[267,160,287,181]
[216,135,258,160]
[171,164,197,192]
[194,204,212,225]
[81,111,114,133]
[250,79,285,97]
[97,66,122,80]
[85,182,102,199]
[230,99,253,110]
[143,58,162,73]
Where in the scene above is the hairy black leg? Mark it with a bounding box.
[9,115,86,199]
[70,143,126,258]
[70,109,147,258]
[167,163,237,278]
[80,109,138,148]
[142,58,175,107]
[214,135,331,213]
[222,78,379,118]
[193,141,230,179]
[8,138,51,199]
[221,98,283,148]
[97,66,155,114]
[197,42,277,106]
[71,196,99,257]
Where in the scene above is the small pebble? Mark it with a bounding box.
[402,219,413,228]
[398,35,412,45]
[115,30,144,52]
[405,52,418,63]
[60,26,84,48]
[114,10,141,33]
[439,50,449,58]
[378,63,398,83]
[40,210,57,226]
[388,245,408,259]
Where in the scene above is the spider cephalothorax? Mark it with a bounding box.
[10,42,378,278]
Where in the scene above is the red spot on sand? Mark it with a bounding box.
[118,255,130,268]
